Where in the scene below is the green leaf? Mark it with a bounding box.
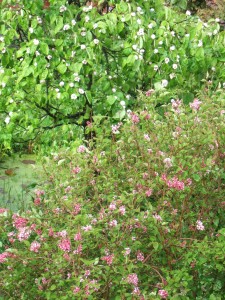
[57,63,67,74]
[40,43,49,55]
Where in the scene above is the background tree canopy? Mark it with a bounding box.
[0,0,224,154]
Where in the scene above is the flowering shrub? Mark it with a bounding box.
[0,0,224,154]
[1,91,225,298]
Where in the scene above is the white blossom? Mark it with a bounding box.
[5,116,10,124]
[59,5,67,12]
[161,79,168,87]
[71,94,77,100]
[78,88,85,94]
[33,39,39,46]
[63,24,70,31]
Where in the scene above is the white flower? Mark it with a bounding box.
[170,45,175,51]
[131,12,136,17]
[63,24,70,31]
[0,36,5,42]
[196,220,204,231]
[59,5,67,12]
[132,45,138,51]
[170,73,176,79]
[81,44,86,50]
[212,67,216,71]
[74,76,80,82]
[0,68,4,74]
[213,29,218,35]
[9,111,13,117]
[171,31,175,37]
[172,64,178,70]
[85,16,90,22]
[71,94,77,100]
[78,88,85,94]
[215,18,220,22]
[154,65,158,71]
[161,79,168,87]
[59,81,64,87]
[154,49,158,54]
[40,79,45,84]
[9,99,14,103]
[139,49,145,54]
[35,51,40,56]
[47,55,52,60]
[1,82,6,88]
[71,51,76,58]
[163,157,172,168]
[150,8,155,12]
[151,34,156,39]
[137,28,144,36]
[69,83,74,87]
[186,10,191,16]
[137,19,141,24]
[82,60,87,64]
[33,39,39,46]
[37,16,42,24]
[93,23,98,29]
[165,57,170,64]
[26,48,31,54]
[148,23,153,29]
[71,19,76,26]
[112,88,116,93]
[81,31,86,36]
[5,116,10,124]
[120,100,126,108]
[93,39,99,45]
[198,40,203,47]
[29,27,34,33]
[126,94,131,100]
[56,93,61,99]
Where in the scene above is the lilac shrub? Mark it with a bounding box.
[1,91,225,299]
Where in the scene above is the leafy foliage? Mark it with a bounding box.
[0,0,224,154]
[1,91,225,299]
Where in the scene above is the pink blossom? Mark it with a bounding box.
[17,227,31,241]
[153,214,162,222]
[73,244,82,255]
[132,287,141,295]
[127,273,139,286]
[167,177,185,190]
[144,134,150,141]
[0,208,8,214]
[137,251,144,262]
[119,205,126,215]
[101,254,114,265]
[13,214,28,229]
[196,220,205,231]
[109,202,116,211]
[48,228,54,237]
[73,203,81,215]
[131,113,140,124]
[65,186,72,193]
[30,241,41,253]
[57,230,67,238]
[109,219,117,227]
[163,158,172,168]
[124,248,131,256]
[72,166,81,174]
[190,98,202,111]
[77,145,87,153]
[158,289,168,299]
[171,99,182,113]
[145,89,154,97]
[84,270,91,277]
[73,287,81,294]
[74,232,82,241]
[145,188,153,197]
[0,252,9,263]
[34,198,41,206]
[35,189,45,197]
[82,225,92,231]
[58,238,71,252]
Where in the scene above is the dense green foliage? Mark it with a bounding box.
[1,91,225,299]
[1,1,225,299]
[0,0,224,155]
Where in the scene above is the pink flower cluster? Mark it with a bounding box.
[77,145,87,153]
[12,214,28,229]
[72,166,81,174]
[127,273,139,286]
[30,241,41,253]
[190,98,202,111]
[145,89,154,97]
[162,174,185,191]
[101,254,114,265]
[58,238,71,252]
[158,289,169,299]
[0,252,9,263]
[171,99,182,113]
[196,220,205,231]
